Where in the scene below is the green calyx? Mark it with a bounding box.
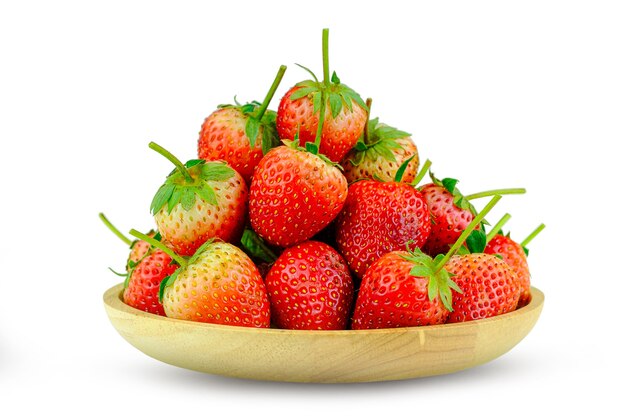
[240,228,278,263]
[399,245,461,312]
[290,29,366,131]
[348,117,412,167]
[218,65,286,155]
[149,142,235,215]
[429,171,477,217]
[281,139,343,171]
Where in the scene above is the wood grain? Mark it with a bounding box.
[103,283,544,383]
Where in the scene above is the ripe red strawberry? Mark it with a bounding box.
[265,241,354,330]
[485,223,545,308]
[248,142,348,247]
[444,253,521,323]
[341,101,419,183]
[420,172,525,256]
[352,195,501,329]
[335,175,431,278]
[352,250,456,329]
[276,29,367,162]
[130,230,271,328]
[197,66,286,183]
[123,249,179,316]
[149,142,247,256]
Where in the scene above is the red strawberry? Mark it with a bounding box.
[444,253,521,323]
[352,195,502,329]
[420,172,525,256]
[335,174,431,278]
[131,230,271,328]
[149,142,247,256]
[123,249,179,316]
[351,250,455,329]
[341,101,419,184]
[276,29,367,162]
[197,66,286,183]
[265,241,354,330]
[485,223,545,308]
[248,142,348,247]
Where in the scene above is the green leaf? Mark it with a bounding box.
[184,159,204,168]
[372,142,397,163]
[394,154,417,182]
[108,267,128,278]
[339,91,353,112]
[374,124,411,140]
[158,269,182,303]
[466,229,487,253]
[240,228,278,263]
[150,183,175,215]
[305,142,319,155]
[294,63,319,83]
[331,71,341,84]
[168,187,183,213]
[245,117,261,147]
[196,184,217,206]
[262,124,279,155]
[329,92,342,118]
[312,92,322,114]
[442,178,459,195]
[354,140,368,152]
[290,86,318,101]
[409,265,432,277]
[180,189,196,211]
[200,162,234,182]
[523,246,530,256]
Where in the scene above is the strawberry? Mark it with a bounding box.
[99,212,155,271]
[419,172,526,256]
[485,222,545,308]
[265,240,353,330]
[335,160,431,278]
[197,66,286,183]
[444,253,521,323]
[131,230,271,328]
[149,142,247,256]
[276,29,367,163]
[351,196,501,329]
[248,141,348,247]
[123,249,178,316]
[341,99,419,183]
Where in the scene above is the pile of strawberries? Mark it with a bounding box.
[102,29,544,330]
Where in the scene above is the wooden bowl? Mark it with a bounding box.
[103,283,544,383]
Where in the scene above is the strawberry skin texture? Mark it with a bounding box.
[123,250,178,316]
[342,137,419,184]
[352,251,449,329]
[155,171,248,256]
[444,253,521,323]
[162,242,270,328]
[485,234,531,307]
[265,241,354,330]
[276,86,367,162]
[197,107,264,183]
[249,146,348,247]
[420,183,474,256]
[335,180,431,278]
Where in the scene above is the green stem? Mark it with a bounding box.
[149,142,193,183]
[520,223,546,247]
[412,159,432,187]
[129,229,187,267]
[99,213,132,246]
[435,195,502,271]
[363,98,372,144]
[465,188,526,200]
[254,65,287,121]
[486,213,512,242]
[314,92,327,149]
[322,28,330,87]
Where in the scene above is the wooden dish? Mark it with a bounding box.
[103,283,544,383]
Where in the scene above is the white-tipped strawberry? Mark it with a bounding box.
[149,142,247,256]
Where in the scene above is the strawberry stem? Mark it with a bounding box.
[322,28,330,88]
[254,65,287,121]
[464,188,526,200]
[364,98,372,144]
[149,142,193,183]
[99,213,132,246]
[129,229,187,267]
[412,159,432,187]
[313,93,326,150]
[520,223,546,247]
[486,213,512,242]
[435,195,502,271]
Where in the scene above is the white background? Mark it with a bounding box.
[1,0,624,415]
